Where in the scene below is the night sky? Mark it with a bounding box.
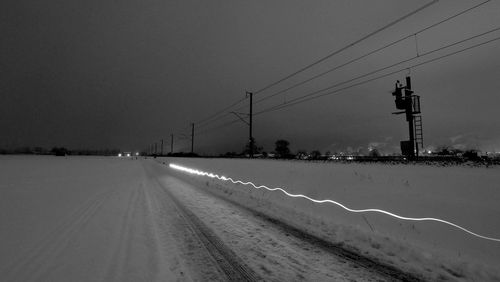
[2,0,499,154]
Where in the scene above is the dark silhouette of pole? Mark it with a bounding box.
[405,76,415,159]
[161,139,164,156]
[191,123,195,154]
[247,91,253,158]
[170,134,174,154]
[391,75,422,160]
[154,142,157,155]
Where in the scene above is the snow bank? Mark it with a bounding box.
[160,157,500,281]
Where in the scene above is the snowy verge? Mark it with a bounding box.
[158,157,500,281]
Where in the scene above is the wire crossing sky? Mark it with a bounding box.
[196,0,442,132]
[195,29,500,137]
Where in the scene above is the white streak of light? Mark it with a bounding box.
[169,163,500,242]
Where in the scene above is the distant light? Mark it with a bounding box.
[118,153,122,157]
[126,153,131,157]
[427,150,432,154]
[135,152,139,156]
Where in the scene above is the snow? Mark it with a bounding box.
[0,156,186,281]
[161,157,500,281]
[157,167,401,281]
[2,154,499,281]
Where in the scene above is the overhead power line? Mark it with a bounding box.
[256,34,500,115]
[257,26,500,114]
[244,0,492,109]
[190,1,495,138]
[197,32,500,136]
[194,0,467,130]
[197,118,242,136]
[252,0,440,95]
[194,96,247,127]
[195,107,241,130]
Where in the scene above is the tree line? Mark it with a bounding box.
[0,146,121,156]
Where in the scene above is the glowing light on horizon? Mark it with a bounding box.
[169,163,500,243]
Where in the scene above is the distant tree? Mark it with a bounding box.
[463,149,480,160]
[14,147,33,154]
[310,150,321,160]
[296,150,308,160]
[33,147,46,154]
[243,138,263,156]
[436,146,452,156]
[51,147,69,156]
[275,139,291,158]
[222,151,238,158]
[369,148,380,157]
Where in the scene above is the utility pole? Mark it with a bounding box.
[161,139,164,156]
[191,123,195,154]
[247,91,254,158]
[405,77,415,159]
[391,75,423,160]
[154,142,157,155]
[171,134,174,154]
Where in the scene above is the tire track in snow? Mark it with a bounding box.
[1,188,116,281]
[166,163,423,281]
[142,181,185,281]
[145,175,226,281]
[158,183,259,282]
[141,162,260,282]
[102,183,169,282]
[103,186,141,281]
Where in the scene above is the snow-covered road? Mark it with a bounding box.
[0,156,420,281]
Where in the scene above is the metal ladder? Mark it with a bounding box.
[414,115,424,151]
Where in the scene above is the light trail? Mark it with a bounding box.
[169,163,500,243]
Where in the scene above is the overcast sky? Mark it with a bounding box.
[1,0,499,154]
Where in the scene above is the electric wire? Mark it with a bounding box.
[186,1,497,139]
[256,34,500,115]
[194,0,487,129]
[195,109,242,130]
[243,0,492,109]
[253,0,439,95]
[197,118,242,136]
[197,32,500,135]
[195,96,247,128]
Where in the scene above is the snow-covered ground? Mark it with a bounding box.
[2,155,499,281]
[161,157,500,281]
[3,155,415,281]
[0,155,185,281]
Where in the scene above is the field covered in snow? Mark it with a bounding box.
[2,155,499,281]
[162,157,500,281]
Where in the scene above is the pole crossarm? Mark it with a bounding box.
[230,111,250,126]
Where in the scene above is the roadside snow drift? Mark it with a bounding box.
[162,157,500,281]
